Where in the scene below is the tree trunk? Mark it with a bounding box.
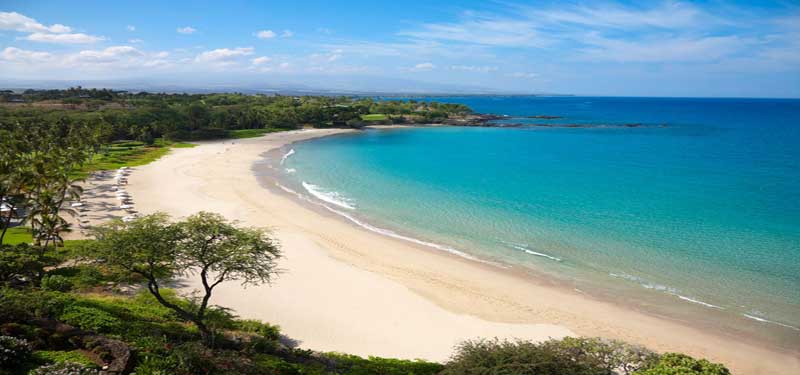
[145,279,216,347]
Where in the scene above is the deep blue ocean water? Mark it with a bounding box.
[275,97,800,344]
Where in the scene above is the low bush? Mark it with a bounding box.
[59,305,121,333]
[327,353,445,375]
[0,335,32,372]
[30,361,100,375]
[441,338,610,375]
[233,319,281,341]
[41,275,74,292]
[635,353,730,375]
[540,337,658,375]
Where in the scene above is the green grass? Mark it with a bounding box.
[227,128,282,139]
[361,114,388,121]
[77,139,195,178]
[2,227,32,245]
[32,350,98,368]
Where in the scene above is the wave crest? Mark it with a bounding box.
[302,182,355,210]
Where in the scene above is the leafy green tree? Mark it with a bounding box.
[85,212,281,345]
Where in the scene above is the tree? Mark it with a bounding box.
[85,212,281,345]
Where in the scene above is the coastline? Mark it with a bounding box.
[120,128,798,374]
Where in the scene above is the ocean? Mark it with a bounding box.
[268,96,800,348]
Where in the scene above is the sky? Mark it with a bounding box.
[1,0,799,97]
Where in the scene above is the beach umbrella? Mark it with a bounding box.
[120,204,134,209]
[70,202,85,207]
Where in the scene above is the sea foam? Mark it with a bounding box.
[277,182,503,267]
[280,149,295,165]
[301,182,355,210]
[742,313,800,331]
[502,241,562,262]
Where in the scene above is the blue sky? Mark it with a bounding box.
[1,0,799,97]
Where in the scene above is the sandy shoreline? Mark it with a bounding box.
[83,128,795,374]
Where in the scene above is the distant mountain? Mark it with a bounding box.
[0,75,563,97]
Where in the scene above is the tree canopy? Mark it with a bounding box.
[84,212,281,345]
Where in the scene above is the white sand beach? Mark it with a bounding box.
[75,128,798,374]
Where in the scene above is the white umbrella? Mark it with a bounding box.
[120,204,134,209]
[70,202,84,207]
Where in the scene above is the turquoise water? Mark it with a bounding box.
[274,97,800,345]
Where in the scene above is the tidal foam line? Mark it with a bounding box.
[280,148,295,165]
[301,181,355,210]
[742,314,800,331]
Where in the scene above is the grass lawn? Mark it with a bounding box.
[2,226,89,250]
[3,226,32,245]
[227,128,282,139]
[77,139,196,178]
[361,114,388,121]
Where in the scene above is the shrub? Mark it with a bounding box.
[0,288,74,322]
[442,338,609,375]
[41,275,74,292]
[635,353,730,375]
[327,353,445,375]
[233,319,281,341]
[540,337,658,375]
[0,335,32,369]
[0,244,45,284]
[133,354,179,375]
[73,266,103,289]
[30,361,100,375]
[59,306,121,333]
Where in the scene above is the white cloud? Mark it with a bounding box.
[129,38,144,44]
[310,49,343,63]
[126,25,136,31]
[195,47,254,63]
[0,47,53,63]
[143,59,169,68]
[279,62,290,68]
[450,65,498,72]
[256,30,276,39]
[578,33,745,62]
[508,72,538,79]
[410,62,435,71]
[70,46,144,63]
[251,56,271,65]
[525,2,706,29]
[177,26,197,34]
[281,30,294,38]
[153,51,169,58]
[24,32,104,44]
[0,12,71,33]
[401,15,551,48]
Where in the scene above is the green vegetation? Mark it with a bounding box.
[32,350,98,368]
[85,212,281,344]
[2,227,32,245]
[227,128,284,139]
[0,87,731,374]
[1,87,473,144]
[360,113,388,121]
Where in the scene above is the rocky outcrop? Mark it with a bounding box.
[28,318,135,375]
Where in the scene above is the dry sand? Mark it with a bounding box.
[77,128,797,374]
